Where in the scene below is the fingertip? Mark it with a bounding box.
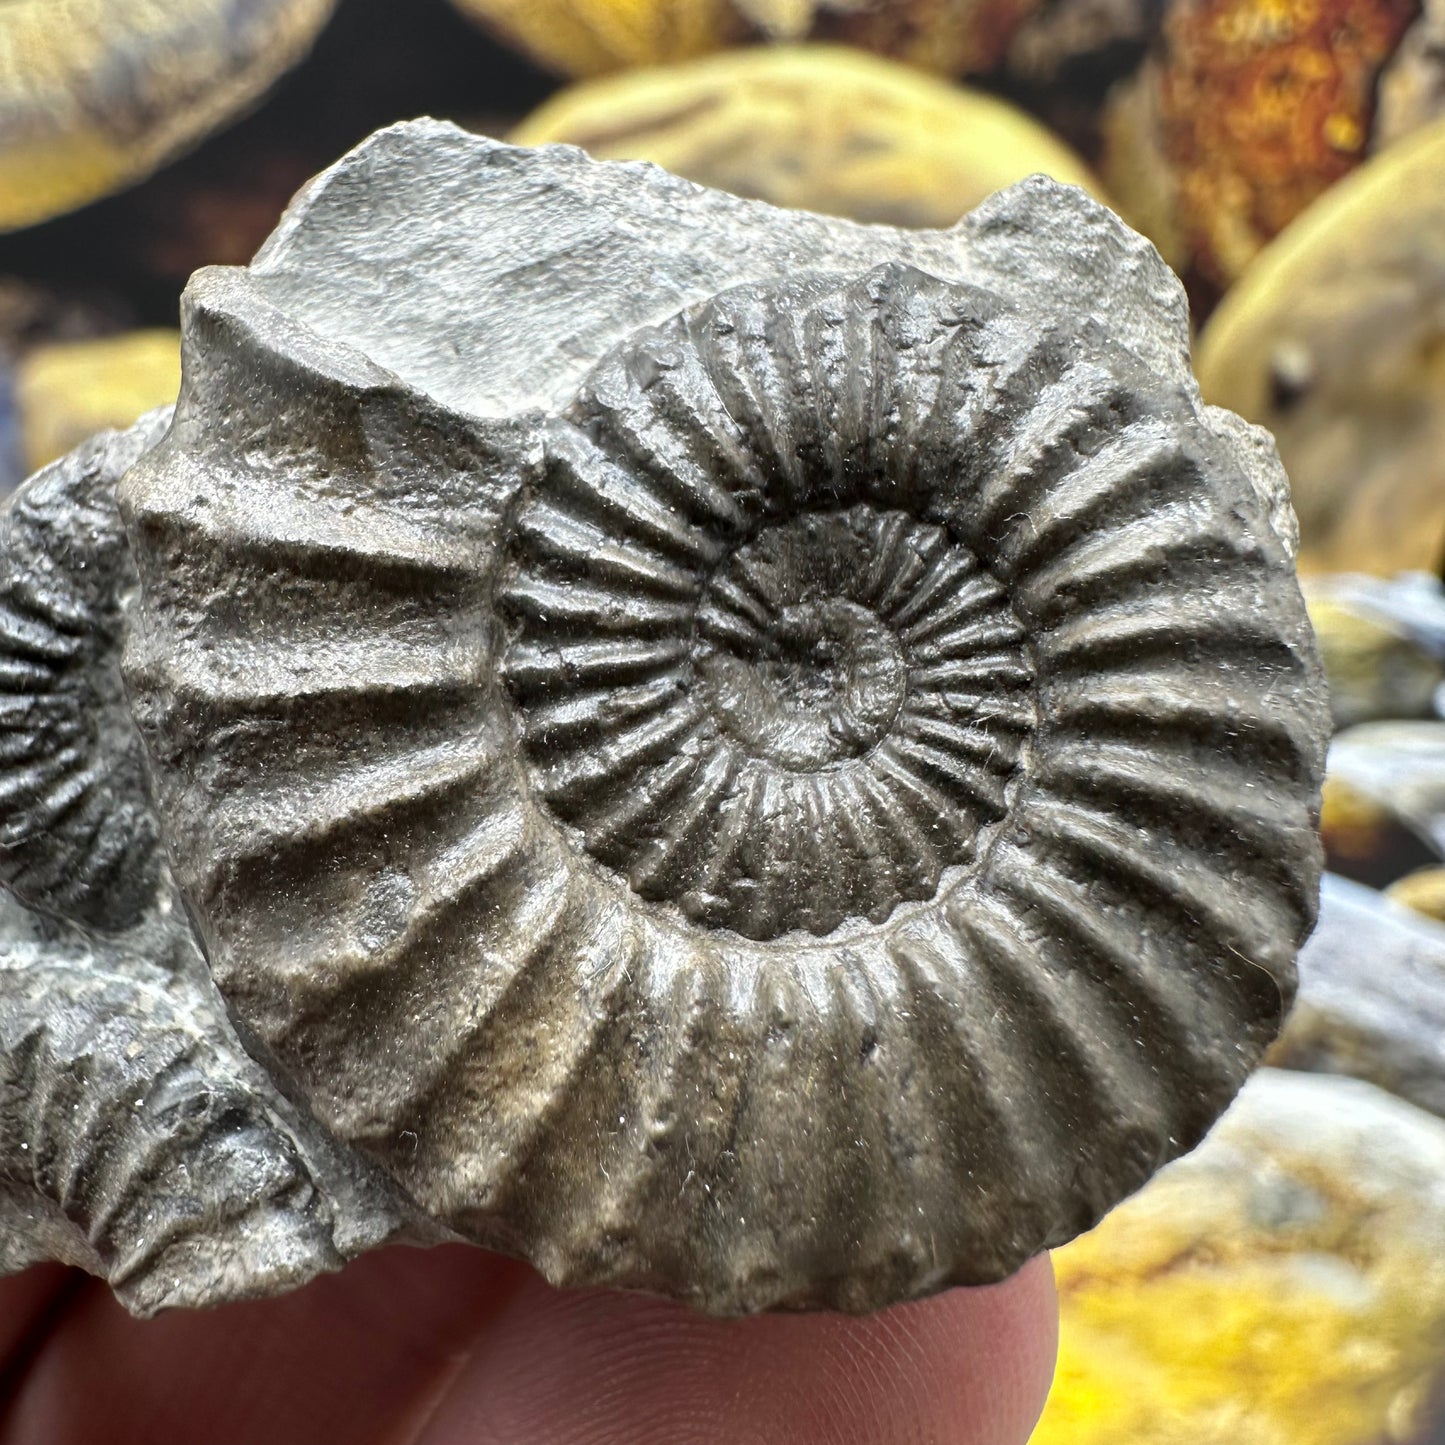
[0,1246,530,1445]
[0,1265,84,1374]
[425,1253,1058,1445]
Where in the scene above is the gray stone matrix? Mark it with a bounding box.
[0,122,1328,1315]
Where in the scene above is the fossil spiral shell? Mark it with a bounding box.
[0,411,170,930]
[119,132,1328,1311]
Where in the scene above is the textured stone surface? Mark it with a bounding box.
[0,122,1329,1314]
[0,419,407,1314]
[1035,1068,1445,1445]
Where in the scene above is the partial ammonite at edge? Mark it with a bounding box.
[120,242,1327,1311]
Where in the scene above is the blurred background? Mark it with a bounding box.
[4,1,1445,1439]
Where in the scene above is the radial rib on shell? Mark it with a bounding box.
[107,123,1329,1314]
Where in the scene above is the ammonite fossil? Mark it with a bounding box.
[0,122,1329,1315]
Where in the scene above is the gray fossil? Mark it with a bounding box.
[0,120,1329,1315]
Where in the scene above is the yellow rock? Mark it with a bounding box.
[452,0,1039,78]
[0,0,337,231]
[1319,772,1403,874]
[1035,1069,1445,1445]
[1307,595,1445,730]
[1195,118,1445,576]
[1387,867,1445,924]
[450,0,740,77]
[512,45,1101,229]
[18,331,181,474]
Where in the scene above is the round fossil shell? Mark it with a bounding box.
[0,410,172,931]
[115,126,1329,1313]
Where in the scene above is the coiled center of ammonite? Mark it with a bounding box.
[696,522,908,772]
[503,492,1036,942]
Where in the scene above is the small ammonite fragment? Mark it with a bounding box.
[0,123,1329,1315]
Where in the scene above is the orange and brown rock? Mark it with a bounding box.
[1102,0,1423,292]
[450,0,1039,78]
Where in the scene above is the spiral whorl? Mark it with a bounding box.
[502,272,1043,941]
[112,136,1329,1314]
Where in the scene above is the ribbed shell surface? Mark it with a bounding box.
[0,413,170,930]
[121,256,1327,1311]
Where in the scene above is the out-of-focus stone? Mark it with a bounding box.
[1195,118,1445,575]
[450,0,1040,78]
[1320,774,1440,889]
[1305,590,1445,731]
[1007,0,1160,88]
[1386,867,1445,926]
[511,44,1100,228]
[0,362,20,498]
[1377,0,1445,145]
[1271,872,1445,1120]
[796,0,1041,75]
[1327,722,1445,859]
[17,331,181,474]
[1034,1068,1445,1445]
[1002,0,1163,157]
[1308,573,1445,657]
[0,279,133,353]
[1098,0,1439,298]
[1311,601,1442,730]
[448,0,743,77]
[0,0,338,231]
